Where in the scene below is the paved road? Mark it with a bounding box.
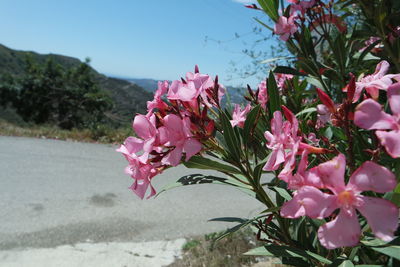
[0,136,264,250]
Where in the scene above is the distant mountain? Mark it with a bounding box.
[0,44,153,125]
[126,78,161,92]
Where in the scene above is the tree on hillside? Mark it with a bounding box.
[4,56,113,129]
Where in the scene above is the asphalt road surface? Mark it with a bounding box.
[0,136,264,251]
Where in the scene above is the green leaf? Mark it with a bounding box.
[339,260,355,267]
[388,183,400,207]
[220,110,241,161]
[361,238,400,260]
[257,0,279,21]
[367,245,400,260]
[183,156,242,175]
[295,107,316,117]
[267,71,281,116]
[333,34,347,73]
[243,105,261,142]
[214,216,263,242]
[253,161,265,184]
[209,217,247,223]
[274,66,306,76]
[306,76,324,89]
[298,60,319,77]
[260,206,281,214]
[244,245,332,264]
[156,174,246,196]
[271,186,292,201]
[254,17,274,31]
[356,39,382,65]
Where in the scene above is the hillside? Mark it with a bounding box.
[127,78,160,92]
[0,44,153,125]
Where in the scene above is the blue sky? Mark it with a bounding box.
[0,0,275,87]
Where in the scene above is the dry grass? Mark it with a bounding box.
[169,230,284,267]
[0,119,131,144]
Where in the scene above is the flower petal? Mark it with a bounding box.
[348,161,396,193]
[162,146,183,166]
[315,154,346,194]
[388,82,400,115]
[357,196,399,242]
[281,186,338,219]
[133,114,154,140]
[376,130,400,158]
[318,209,361,249]
[354,99,396,130]
[183,138,202,161]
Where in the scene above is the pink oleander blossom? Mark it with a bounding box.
[263,109,301,171]
[159,114,202,166]
[257,80,268,109]
[132,114,160,155]
[289,0,315,15]
[147,80,169,114]
[359,37,382,52]
[281,154,398,249]
[275,73,293,89]
[167,66,224,107]
[353,61,400,102]
[230,104,251,128]
[278,150,324,190]
[274,15,298,41]
[354,83,400,158]
[116,138,160,199]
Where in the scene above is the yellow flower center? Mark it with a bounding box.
[337,190,355,206]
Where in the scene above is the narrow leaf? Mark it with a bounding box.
[183,156,242,174]
[220,110,241,161]
[243,105,261,142]
[157,174,244,196]
[244,245,332,264]
[274,65,306,76]
[339,260,355,267]
[209,217,247,223]
[272,186,292,201]
[267,71,281,116]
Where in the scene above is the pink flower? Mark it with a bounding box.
[147,81,169,114]
[290,0,315,15]
[230,104,251,128]
[279,150,324,190]
[275,73,293,89]
[167,80,198,102]
[116,138,159,199]
[159,114,202,166]
[316,88,336,126]
[353,61,400,102]
[354,83,400,157]
[274,15,298,41]
[132,114,160,156]
[359,37,382,52]
[167,66,223,107]
[281,154,398,249]
[263,109,300,171]
[257,80,268,109]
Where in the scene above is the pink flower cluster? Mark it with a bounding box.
[353,61,400,103]
[274,1,315,41]
[281,154,398,249]
[117,66,223,199]
[355,82,400,158]
[263,106,327,183]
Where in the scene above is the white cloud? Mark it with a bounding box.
[231,0,254,4]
